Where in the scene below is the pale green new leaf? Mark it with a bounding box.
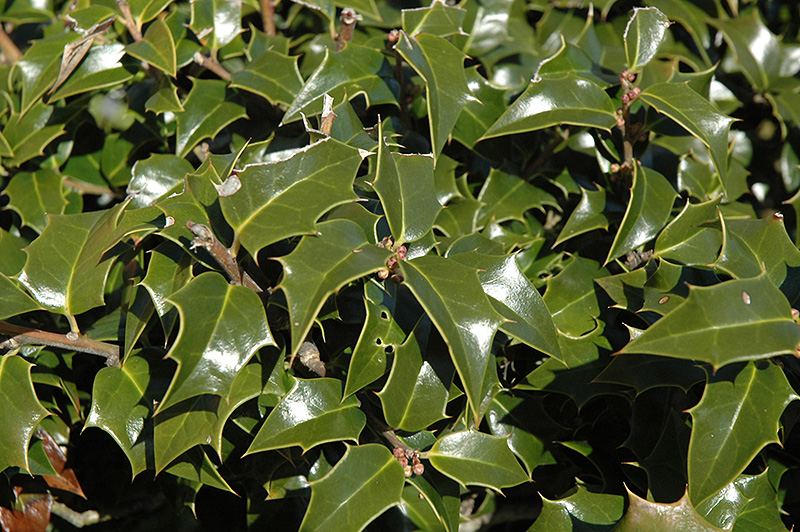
[399,255,504,418]
[688,361,798,506]
[158,272,275,412]
[277,219,392,356]
[0,354,50,473]
[427,431,528,491]
[619,274,800,369]
[247,378,365,454]
[300,444,404,532]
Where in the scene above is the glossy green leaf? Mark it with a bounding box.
[476,169,557,226]
[449,251,561,359]
[373,123,440,245]
[710,9,780,92]
[247,378,365,454]
[300,444,404,532]
[543,256,608,336]
[140,241,192,337]
[189,0,241,50]
[697,471,786,531]
[125,18,176,77]
[344,281,405,398]
[639,83,735,196]
[283,43,394,124]
[401,3,465,37]
[554,186,608,246]
[399,255,504,417]
[620,274,800,368]
[655,195,722,265]
[715,214,800,305]
[291,0,334,21]
[3,169,66,233]
[482,73,617,140]
[175,78,247,158]
[165,447,233,493]
[127,0,174,25]
[529,486,624,531]
[452,66,507,148]
[85,352,171,476]
[426,431,528,491]
[158,272,274,412]
[0,273,42,320]
[606,165,676,263]
[230,49,303,106]
[14,32,76,116]
[623,7,670,71]
[49,43,133,102]
[153,394,219,473]
[596,354,706,394]
[3,102,66,168]
[0,354,50,473]
[220,138,365,253]
[615,489,726,531]
[395,32,475,160]
[485,394,556,476]
[145,77,184,114]
[687,361,797,506]
[378,327,449,432]
[127,154,193,208]
[0,230,28,277]
[277,219,392,356]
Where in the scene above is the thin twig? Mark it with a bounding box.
[0,321,120,366]
[62,178,122,198]
[115,0,142,42]
[261,0,276,36]
[320,94,336,135]
[193,52,232,82]
[0,25,21,63]
[523,127,571,179]
[334,8,361,51]
[360,394,416,454]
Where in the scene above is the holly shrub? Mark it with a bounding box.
[2,0,800,530]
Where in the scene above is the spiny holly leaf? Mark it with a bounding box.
[715,214,800,305]
[401,2,466,37]
[165,447,233,494]
[85,352,171,477]
[476,169,558,226]
[220,138,366,254]
[710,9,780,92]
[426,431,528,491]
[449,251,561,360]
[125,18,177,77]
[639,83,735,196]
[157,272,275,413]
[0,274,42,320]
[481,73,617,140]
[595,354,706,394]
[343,281,405,398]
[528,486,624,531]
[145,77,184,114]
[452,66,507,148]
[230,49,303,106]
[623,7,670,72]
[3,102,66,168]
[697,471,786,531]
[127,153,193,208]
[655,195,723,265]
[246,378,366,454]
[153,394,219,473]
[14,32,76,116]
[0,354,50,473]
[175,78,247,158]
[620,274,800,368]
[49,43,133,102]
[373,122,440,245]
[139,241,192,338]
[615,488,726,531]
[189,0,241,50]
[299,444,404,532]
[127,0,174,25]
[3,169,67,233]
[395,32,475,160]
[606,165,677,264]
[543,255,608,336]
[17,204,146,317]
[377,326,450,432]
[277,219,392,356]
[399,255,504,418]
[555,186,608,246]
[687,361,797,506]
[283,43,395,124]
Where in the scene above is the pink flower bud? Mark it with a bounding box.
[412,463,425,476]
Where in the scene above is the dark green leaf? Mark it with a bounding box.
[543,256,608,336]
[401,3,465,37]
[615,489,726,531]
[3,169,67,233]
[189,0,241,50]
[126,18,177,77]
[697,471,786,531]
[710,9,780,92]
[0,274,42,320]
[623,7,670,71]
[529,486,624,530]
[554,186,608,246]
[15,32,76,116]
[655,195,722,265]
[230,49,303,107]
[300,444,404,532]
[476,169,557,226]
[175,78,247,158]
[688,361,797,506]
[3,102,66,168]
[247,378,365,453]
[49,43,133,102]
[127,154,193,208]
[452,66,507,148]
[485,394,556,476]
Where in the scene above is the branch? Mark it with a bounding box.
[0,25,21,63]
[334,8,361,51]
[0,321,120,366]
[192,52,232,82]
[186,221,265,295]
[115,0,142,42]
[261,0,276,36]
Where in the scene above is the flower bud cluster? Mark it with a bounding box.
[393,446,424,477]
[377,237,407,282]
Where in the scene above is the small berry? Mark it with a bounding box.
[412,463,425,476]
[621,93,630,105]
[610,163,620,173]
[378,269,390,279]
[393,447,405,458]
[396,245,407,260]
[386,257,398,269]
[399,457,408,467]
[404,465,413,477]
